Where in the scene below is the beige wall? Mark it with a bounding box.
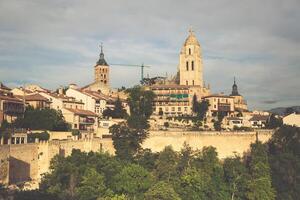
[143,130,273,159]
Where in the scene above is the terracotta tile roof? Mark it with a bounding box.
[64,108,98,117]
[24,94,50,101]
[0,94,23,103]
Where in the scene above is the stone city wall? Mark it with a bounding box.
[0,145,9,185]
[143,130,273,159]
[0,130,273,188]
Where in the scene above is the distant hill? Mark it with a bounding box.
[268,106,300,116]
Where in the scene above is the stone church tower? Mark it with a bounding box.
[94,45,109,87]
[179,29,204,87]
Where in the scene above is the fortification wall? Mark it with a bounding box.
[8,144,39,184]
[0,145,9,185]
[143,130,273,159]
[0,130,274,188]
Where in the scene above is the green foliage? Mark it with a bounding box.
[71,129,80,136]
[113,164,154,199]
[0,120,12,138]
[223,156,249,200]
[246,142,276,200]
[15,107,70,131]
[267,125,300,200]
[126,86,155,129]
[154,146,178,182]
[15,125,300,200]
[266,114,283,129]
[144,181,181,200]
[103,97,128,119]
[27,131,50,142]
[76,168,109,200]
[110,122,148,161]
[214,120,222,131]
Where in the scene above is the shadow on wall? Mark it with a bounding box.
[9,157,30,184]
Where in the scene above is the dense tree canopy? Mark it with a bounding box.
[11,125,300,200]
[15,107,70,131]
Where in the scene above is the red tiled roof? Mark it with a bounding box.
[64,108,98,117]
[24,94,50,101]
[0,94,23,103]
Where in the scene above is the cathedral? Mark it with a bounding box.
[83,29,247,117]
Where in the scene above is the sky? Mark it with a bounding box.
[0,0,299,110]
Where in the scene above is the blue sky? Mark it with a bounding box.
[0,0,299,110]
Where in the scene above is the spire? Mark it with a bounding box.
[231,77,240,96]
[96,43,108,66]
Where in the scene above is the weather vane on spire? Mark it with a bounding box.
[100,42,103,53]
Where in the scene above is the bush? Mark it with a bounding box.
[27,131,50,142]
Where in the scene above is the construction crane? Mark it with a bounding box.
[110,63,151,82]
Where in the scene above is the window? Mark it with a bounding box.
[178,107,181,111]
[192,80,195,85]
[172,107,175,112]
[189,48,191,55]
[214,105,217,109]
[186,61,189,70]
[186,80,188,85]
[191,61,194,70]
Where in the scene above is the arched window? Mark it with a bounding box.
[186,61,189,71]
[186,80,188,85]
[191,61,194,70]
[189,48,191,55]
[192,80,195,85]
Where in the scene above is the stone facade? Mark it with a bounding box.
[179,29,204,87]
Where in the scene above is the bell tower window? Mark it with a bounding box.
[186,61,189,71]
[189,48,191,55]
[191,61,194,70]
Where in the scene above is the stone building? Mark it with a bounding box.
[0,83,24,124]
[230,77,248,112]
[82,45,110,95]
[151,85,191,116]
[179,29,204,87]
[150,30,210,116]
[202,94,235,117]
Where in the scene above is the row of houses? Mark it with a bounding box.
[0,82,128,133]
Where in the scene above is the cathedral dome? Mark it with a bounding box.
[184,29,200,46]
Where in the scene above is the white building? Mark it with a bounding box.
[66,87,111,116]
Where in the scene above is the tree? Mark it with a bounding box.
[177,168,208,200]
[110,122,148,161]
[113,164,154,199]
[103,97,127,119]
[154,146,179,182]
[144,181,181,200]
[76,168,109,200]
[192,94,199,114]
[266,114,282,129]
[267,125,300,200]
[246,142,276,200]
[135,148,159,171]
[15,107,70,131]
[223,156,249,200]
[125,86,155,129]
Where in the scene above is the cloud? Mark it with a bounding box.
[0,0,300,110]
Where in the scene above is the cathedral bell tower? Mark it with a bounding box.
[94,44,109,87]
[179,29,204,87]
